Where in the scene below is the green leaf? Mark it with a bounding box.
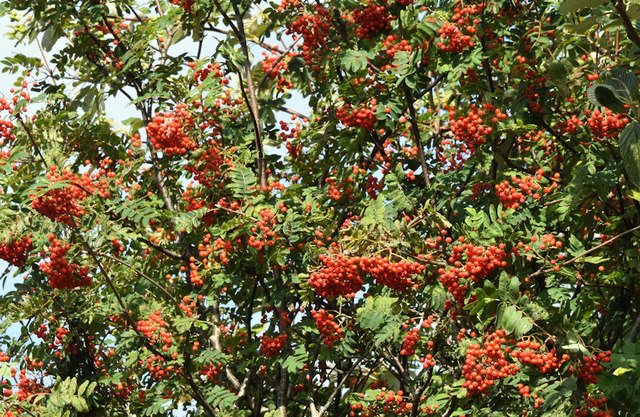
[497,305,533,337]
[340,50,374,72]
[610,67,639,101]
[587,84,627,113]
[508,276,520,303]
[559,0,607,14]
[620,121,640,188]
[230,166,257,200]
[613,367,633,376]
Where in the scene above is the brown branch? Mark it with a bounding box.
[611,0,640,49]
[404,86,431,188]
[211,0,267,188]
[17,117,47,168]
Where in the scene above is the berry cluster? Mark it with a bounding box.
[136,311,174,352]
[511,340,567,373]
[441,104,505,170]
[352,1,391,39]
[284,4,333,71]
[185,140,226,188]
[462,329,520,396]
[247,208,279,251]
[436,3,482,53]
[400,328,420,356]
[260,50,295,90]
[495,175,540,209]
[31,166,96,226]
[575,393,612,417]
[39,235,91,290]
[261,334,288,358]
[188,61,228,86]
[336,99,378,130]
[171,0,194,12]
[199,362,222,383]
[146,103,197,156]
[439,240,507,305]
[584,109,629,141]
[577,351,611,385]
[0,235,32,267]
[309,253,364,298]
[309,253,425,298]
[361,256,426,291]
[381,35,412,60]
[312,309,343,347]
[142,354,177,381]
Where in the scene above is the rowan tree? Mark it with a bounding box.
[0,0,639,416]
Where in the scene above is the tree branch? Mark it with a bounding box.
[611,0,640,49]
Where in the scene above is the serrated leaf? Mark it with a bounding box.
[620,121,640,188]
[230,166,257,200]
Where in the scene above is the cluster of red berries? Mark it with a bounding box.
[442,104,505,170]
[471,182,491,200]
[199,362,223,383]
[0,235,32,267]
[462,329,520,396]
[556,114,584,135]
[511,340,567,373]
[39,235,91,290]
[10,369,44,402]
[136,311,174,352]
[31,166,96,226]
[577,351,611,385]
[247,208,279,251]
[584,109,629,141]
[261,50,295,90]
[436,3,482,52]
[439,240,507,305]
[188,61,228,86]
[309,253,364,298]
[349,389,415,416]
[312,309,343,347]
[309,253,425,298]
[400,328,420,356]
[366,175,384,199]
[326,177,354,201]
[185,140,226,188]
[336,99,378,130]
[171,0,194,12]
[352,1,391,39]
[360,256,426,291]
[381,35,412,60]
[261,334,288,358]
[179,296,198,317]
[284,4,333,71]
[142,354,177,381]
[495,175,541,209]
[146,103,197,156]
[575,393,612,417]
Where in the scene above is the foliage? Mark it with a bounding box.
[0,0,639,416]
